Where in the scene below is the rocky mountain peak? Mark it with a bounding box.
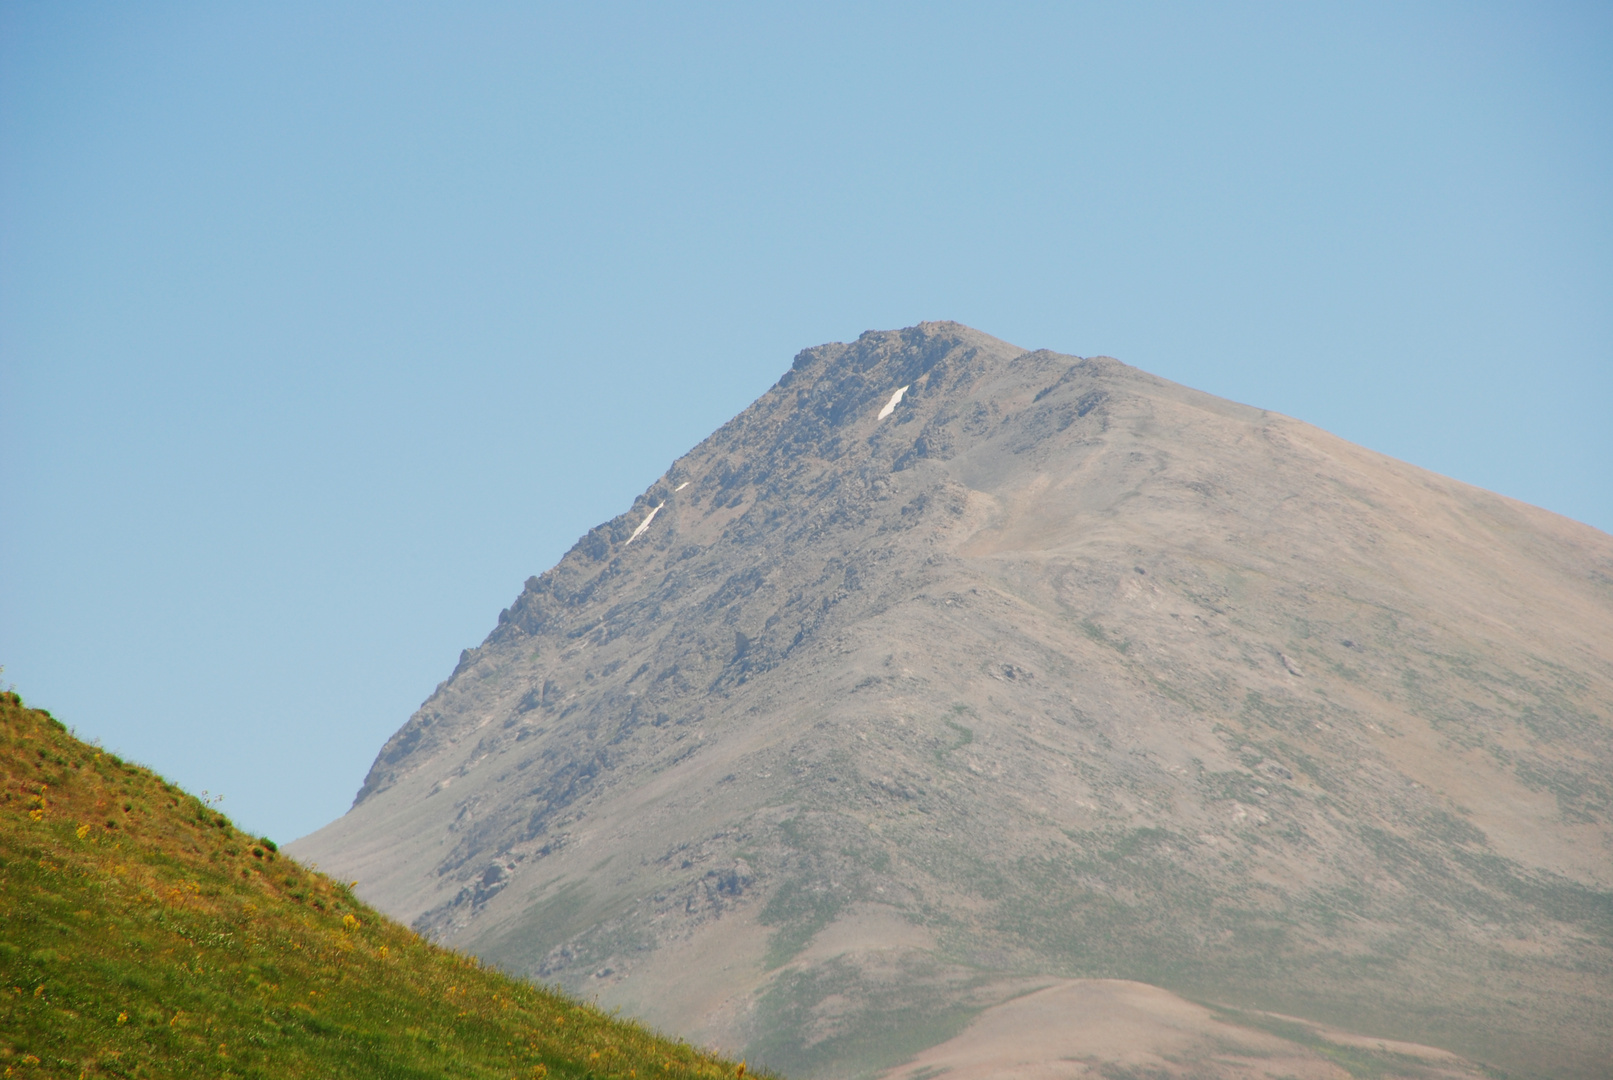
[297,324,1613,1080]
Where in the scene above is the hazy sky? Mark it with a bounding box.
[3,3,1609,844]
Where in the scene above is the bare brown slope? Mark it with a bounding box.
[882,979,1490,1080]
[294,324,1613,1079]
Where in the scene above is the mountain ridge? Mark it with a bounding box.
[295,322,1613,1079]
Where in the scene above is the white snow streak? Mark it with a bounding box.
[877,385,910,420]
[674,481,690,491]
[626,502,665,545]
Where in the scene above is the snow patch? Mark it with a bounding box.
[674,481,690,491]
[877,385,910,420]
[626,502,665,545]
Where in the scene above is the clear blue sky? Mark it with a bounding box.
[3,3,1609,844]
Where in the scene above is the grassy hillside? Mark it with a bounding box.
[0,693,748,1080]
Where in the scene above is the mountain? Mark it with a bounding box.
[0,693,743,1080]
[293,323,1613,1080]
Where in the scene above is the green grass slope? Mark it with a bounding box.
[0,693,750,1080]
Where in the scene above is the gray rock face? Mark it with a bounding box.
[293,323,1613,1080]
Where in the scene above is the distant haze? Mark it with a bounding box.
[1,5,1609,846]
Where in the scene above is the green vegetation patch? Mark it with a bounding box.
[758,877,845,971]
[1203,1006,1483,1080]
[1079,620,1129,655]
[933,717,973,767]
[746,957,981,1080]
[0,694,750,1080]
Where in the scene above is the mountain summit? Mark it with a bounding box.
[294,324,1613,1079]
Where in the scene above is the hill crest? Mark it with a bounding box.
[1,692,745,1079]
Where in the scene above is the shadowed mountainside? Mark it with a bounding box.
[295,323,1613,1080]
